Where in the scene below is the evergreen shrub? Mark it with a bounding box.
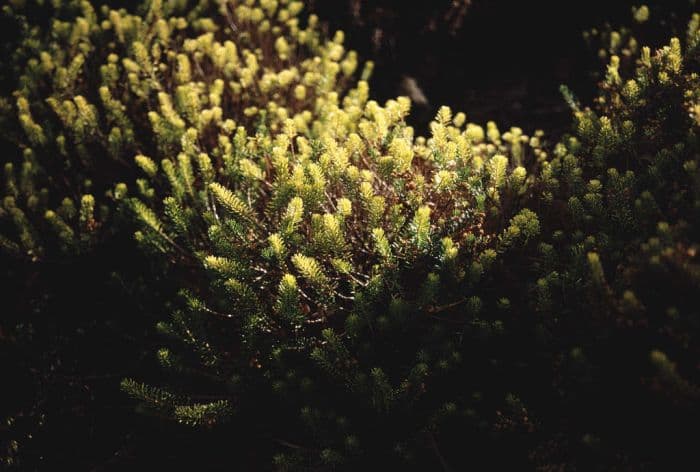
[2,0,699,469]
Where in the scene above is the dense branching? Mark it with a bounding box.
[2,1,699,469]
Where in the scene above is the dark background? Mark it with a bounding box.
[312,0,693,134]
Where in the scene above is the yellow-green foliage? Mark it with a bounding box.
[0,0,510,267]
[9,1,700,470]
[2,0,543,269]
[0,5,544,453]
